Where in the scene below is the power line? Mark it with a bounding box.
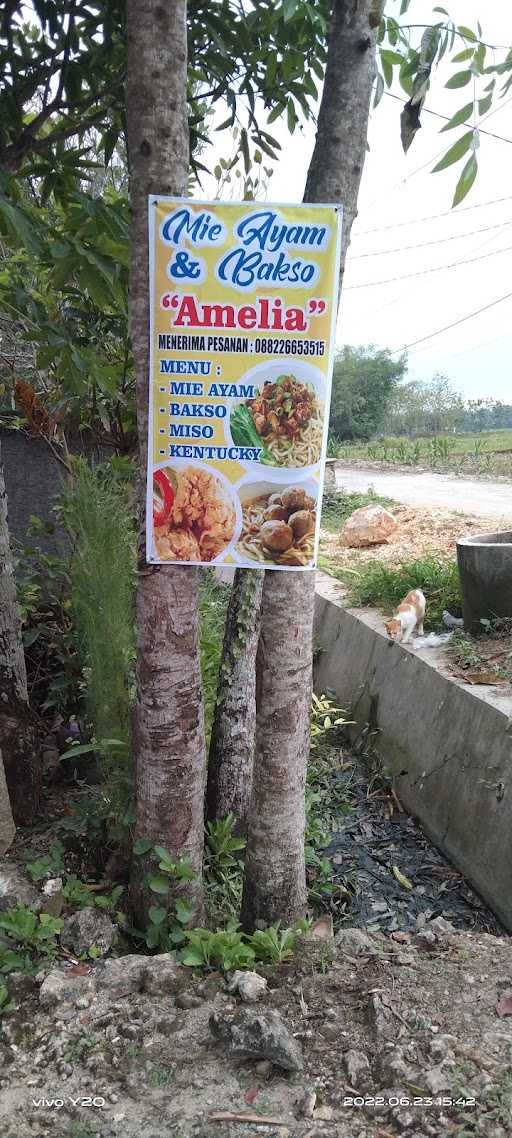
[354,195,512,235]
[350,220,511,258]
[345,240,512,289]
[384,91,512,146]
[390,290,512,354]
[429,328,512,363]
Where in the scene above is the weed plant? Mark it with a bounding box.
[320,555,461,630]
[61,459,136,780]
[320,487,394,533]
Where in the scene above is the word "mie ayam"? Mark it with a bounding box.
[159,206,332,288]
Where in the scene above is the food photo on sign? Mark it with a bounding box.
[146,199,342,569]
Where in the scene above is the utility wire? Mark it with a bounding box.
[390,290,512,354]
[354,195,512,235]
[345,240,512,289]
[384,91,512,145]
[350,220,511,258]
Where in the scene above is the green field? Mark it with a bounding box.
[329,429,512,478]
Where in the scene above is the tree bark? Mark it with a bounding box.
[240,570,313,930]
[206,568,264,834]
[0,748,15,855]
[0,446,40,825]
[126,0,206,918]
[241,0,383,930]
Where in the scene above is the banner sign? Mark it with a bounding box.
[147,198,342,570]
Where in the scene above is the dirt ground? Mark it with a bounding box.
[1,921,511,1138]
[319,502,499,571]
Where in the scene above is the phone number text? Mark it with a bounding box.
[252,337,325,356]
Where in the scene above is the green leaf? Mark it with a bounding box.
[453,152,478,206]
[148,875,171,895]
[457,25,477,42]
[133,838,153,856]
[451,49,473,63]
[59,743,96,761]
[148,906,167,927]
[478,92,493,116]
[374,72,385,108]
[283,0,298,20]
[432,130,474,172]
[286,98,297,134]
[240,128,250,174]
[180,949,204,967]
[445,70,472,88]
[174,898,193,925]
[440,101,473,131]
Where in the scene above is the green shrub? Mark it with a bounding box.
[61,460,136,781]
[321,556,461,630]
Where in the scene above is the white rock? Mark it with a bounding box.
[0,864,41,912]
[344,1048,372,1088]
[142,952,184,995]
[334,927,377,956]
[341,505,398,548]
[227,970,268,1002]
[424,1064,453,1095]
[42,877,63,897]
[60,909,115,957]
[39,968,96,1008]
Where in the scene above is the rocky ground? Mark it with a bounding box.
[1,916,511,1138]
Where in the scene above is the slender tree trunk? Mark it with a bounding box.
[206,568,264,834]
[0,447,40,825]
[241,0,383,930]
[0,749,15,855]
[126,0,206,918]
[240,570,313,929]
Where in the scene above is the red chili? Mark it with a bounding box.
[153,469,174,526]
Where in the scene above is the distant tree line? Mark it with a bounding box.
[328,345,512,440]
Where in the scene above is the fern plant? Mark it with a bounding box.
[61,459,136,784]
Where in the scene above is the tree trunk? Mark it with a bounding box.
[126,0,206,918]
[206,568,264,834]
[0,446,40,825]
[241,0,383,930]
[304,0,383,278]
[0,749,15,855]
[240,570,313,929]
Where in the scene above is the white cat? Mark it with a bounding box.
[385,588,426,644]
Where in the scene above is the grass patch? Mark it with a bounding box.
[331,430,512,478]
[320,486,395,533]
[320,555,461,630]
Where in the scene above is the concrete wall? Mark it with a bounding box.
[2,428,67,552]
[314,574,512,932]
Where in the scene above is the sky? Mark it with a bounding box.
[204,0,512,403]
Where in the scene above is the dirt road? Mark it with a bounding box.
[335,463,511,524]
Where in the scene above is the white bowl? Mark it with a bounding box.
[228,358,327,480]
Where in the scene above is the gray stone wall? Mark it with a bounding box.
[1,429,67,553]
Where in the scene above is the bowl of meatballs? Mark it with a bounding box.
[234,480,318,568]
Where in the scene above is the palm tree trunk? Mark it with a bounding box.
[206,568,264,834]
[126,0,206,918]
[241,0,383,930]
[0,445,40,825]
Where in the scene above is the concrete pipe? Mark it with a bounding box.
[456,530,512,631]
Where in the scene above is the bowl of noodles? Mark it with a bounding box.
[229,360,325,472]
[234,479,318,568]
[151,460,240,563]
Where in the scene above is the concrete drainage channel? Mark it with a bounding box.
[313,573,512,934]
